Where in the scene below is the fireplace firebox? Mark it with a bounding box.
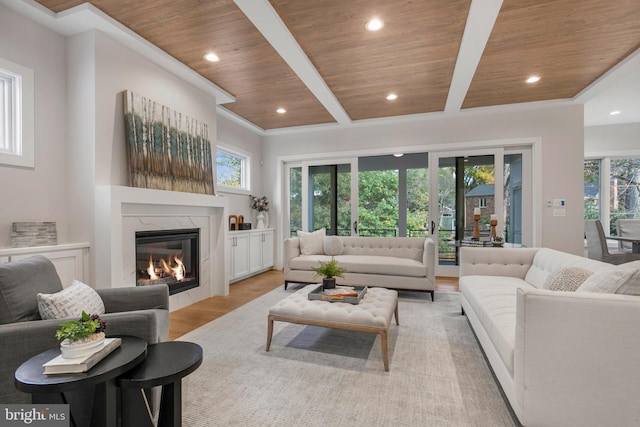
[135,229,199,296]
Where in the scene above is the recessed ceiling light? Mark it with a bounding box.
[610,110,621,116]
[276,108,286,114]
[386,93,398,101]
[526,76,540,83]
[204,52,220,62]
[393,153,404,158]
[366,18,384,31]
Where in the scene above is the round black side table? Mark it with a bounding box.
[14,336,147,427]
[118,341,203,427]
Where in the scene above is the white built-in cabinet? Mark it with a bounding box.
[228,232,250,281]
[249,229,274,274]
[0,243,90,287]
[228,229,274,282]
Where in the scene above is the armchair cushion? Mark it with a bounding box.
[37,279,105,320]
[0,255,62,324]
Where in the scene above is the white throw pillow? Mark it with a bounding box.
[577,266,640,295]
[37,279,106,320]
[297,228,326,255]
[543,267,593,292]
[323,236,344,256]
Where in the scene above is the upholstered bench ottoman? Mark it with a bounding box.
[266,284,399,371]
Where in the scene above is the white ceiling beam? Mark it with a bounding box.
[234,0,351,125]
[445,0,503,113]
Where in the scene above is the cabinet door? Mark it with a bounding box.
[261,230,274,269]
[230,234,250,279]
[249,232,263,273]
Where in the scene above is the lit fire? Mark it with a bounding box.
[146,255,185,281]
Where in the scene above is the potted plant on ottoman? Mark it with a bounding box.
[313,258,346,289]
[56,311,107,359]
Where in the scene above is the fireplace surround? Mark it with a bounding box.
[95,185,228,311]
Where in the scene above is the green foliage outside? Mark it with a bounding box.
[584,158,640,234]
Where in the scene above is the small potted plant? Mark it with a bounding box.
[313,258,346,289]
[492,235,504,247]
[56,311,107,359]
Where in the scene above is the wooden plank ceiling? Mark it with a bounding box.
[36,0,640,130]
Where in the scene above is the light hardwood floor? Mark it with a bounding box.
[168,271,459,340]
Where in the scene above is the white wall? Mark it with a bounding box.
[263,105,586,256]
[585,123,640,156]
[0,5,68,248]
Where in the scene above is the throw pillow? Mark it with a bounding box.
[543,267,593,292]
[576,266,640,295]
[323,236,344,256]
[297,228,326,255]
[37,279,106,320]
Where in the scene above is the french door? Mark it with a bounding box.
[428,147,532,276]
[288,158,358,236]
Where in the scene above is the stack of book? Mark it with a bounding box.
[321,287,359,300]
[42,337,121,374]
[459,239,493,247]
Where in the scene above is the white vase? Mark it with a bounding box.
[256,212,265,229]
[60,333,105,359]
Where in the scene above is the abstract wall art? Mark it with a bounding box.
[123,90,215,195]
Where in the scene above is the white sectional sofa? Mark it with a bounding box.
[283,234,435,300]
[459,246,640,427]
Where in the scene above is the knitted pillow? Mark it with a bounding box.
[297,228,326,255]
[543,267,593,292]
[323,236,344,256]
[37,279,105,320]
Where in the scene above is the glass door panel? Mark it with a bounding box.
[288,166,302,237]
[430,151,500,276]
[357,153,428,237]
[308,164,352,235]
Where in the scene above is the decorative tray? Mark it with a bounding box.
[308,285,367,305]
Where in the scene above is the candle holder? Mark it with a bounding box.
[473,214,481,240]
[490,219,497,240]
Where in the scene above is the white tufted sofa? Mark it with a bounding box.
[283,236,435,300]
[459,246,640,426]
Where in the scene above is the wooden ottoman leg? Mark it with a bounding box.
[380,330,390,372]
[394,302,399,325]
[266,316,274,351]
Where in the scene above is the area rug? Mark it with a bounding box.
[179,286,515,427]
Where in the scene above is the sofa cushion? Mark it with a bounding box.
[524,248,613,288]
[460,276,534,374]
[297,228,326,255]
[0,255,63,324]
[543,267,593,292]
[576,265,640,295]
[37,279,106,320]
[323,236,344,256]
[334,255,425,277]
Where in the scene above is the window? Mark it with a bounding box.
[0,58,33,168]
[479,197,487,208]
[216,145,250,192]
[584,157,640,234]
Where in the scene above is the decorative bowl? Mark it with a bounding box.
[60,333,105,359]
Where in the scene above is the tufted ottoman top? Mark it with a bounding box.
[269,285,398,328]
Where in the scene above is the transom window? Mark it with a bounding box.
[216,145,250,192]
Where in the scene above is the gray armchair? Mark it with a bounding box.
[0,255,170,403]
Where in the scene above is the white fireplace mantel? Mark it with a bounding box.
[95,185,229,310]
